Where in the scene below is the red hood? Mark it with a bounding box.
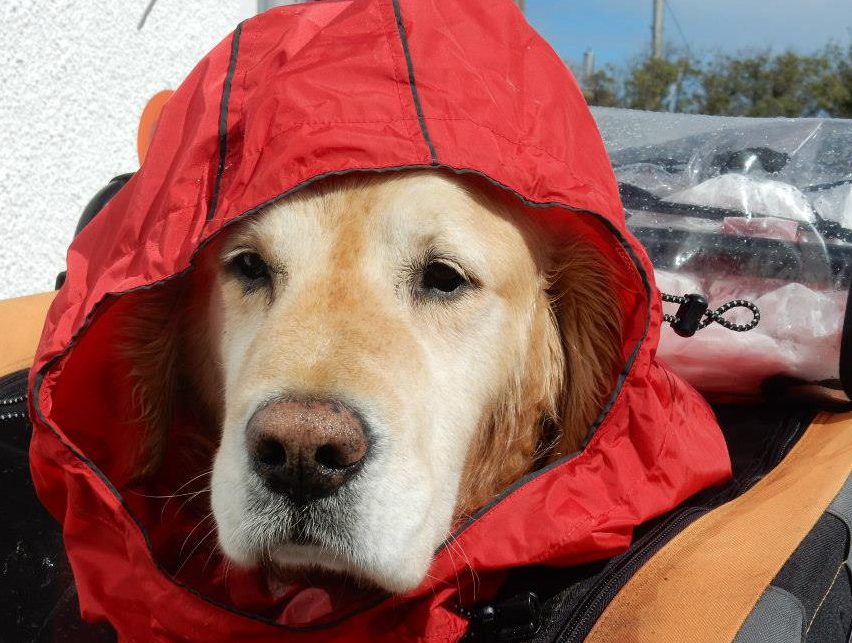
[28,1,730,641]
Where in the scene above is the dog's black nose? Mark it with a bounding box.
[247,398,369,503]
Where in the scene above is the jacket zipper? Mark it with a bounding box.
[0,393,27,422]
[555,456,791,643]
[555,506,706,643]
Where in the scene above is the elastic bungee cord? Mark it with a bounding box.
[661,292,760,338]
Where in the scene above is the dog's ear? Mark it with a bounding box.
[121,279,188,481]
[120,262,223,483]
[542,237,623,460]
[456,236,622,518]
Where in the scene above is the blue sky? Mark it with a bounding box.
[525,0,852,69]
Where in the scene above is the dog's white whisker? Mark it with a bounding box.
[179,512,215,558]
[128,489,208,500]
[173,487,211,517]
[201,539,222,576]
[174,525,218,580]
[157,469,214,515]
[440,536,467,601]
[170,469,214,495]
[450,538,479,599]
[420,571,442,601]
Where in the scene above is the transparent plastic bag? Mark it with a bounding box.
[592,108,852,401]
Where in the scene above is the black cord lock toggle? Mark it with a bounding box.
[662,292,760,338]
[670,293,708,337]
[458,592,541,642]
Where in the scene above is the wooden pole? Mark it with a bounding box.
[652,0,664,59]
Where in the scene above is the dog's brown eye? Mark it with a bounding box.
[232,252,270,285]
[421,261,466,295]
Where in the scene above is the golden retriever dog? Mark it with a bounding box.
[124,169,621,594]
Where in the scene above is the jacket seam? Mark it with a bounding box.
[222,18,256,213]
[389,0,438,163]
[379,0,423,161]
[207,23,245,221]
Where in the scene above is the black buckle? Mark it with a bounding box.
[672,293,708,338]
[460,592,541,642]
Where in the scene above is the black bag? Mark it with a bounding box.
[3,363,850,642]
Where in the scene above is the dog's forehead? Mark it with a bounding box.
[239,172,536,269]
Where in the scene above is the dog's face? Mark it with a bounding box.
[129,171,621,594]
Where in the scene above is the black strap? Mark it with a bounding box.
[839,264,852,402]
[458,592,541,642]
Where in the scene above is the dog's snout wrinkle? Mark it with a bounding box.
[248,398,368,504]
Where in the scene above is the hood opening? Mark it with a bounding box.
[36,170,654,628]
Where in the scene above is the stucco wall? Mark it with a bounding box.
[0,2,251,299]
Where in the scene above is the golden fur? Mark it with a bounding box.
[121,170,622,589]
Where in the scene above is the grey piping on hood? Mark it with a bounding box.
[207,21,246,222]
[390,0,439,165]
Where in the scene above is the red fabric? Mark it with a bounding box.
[28,1,732,641]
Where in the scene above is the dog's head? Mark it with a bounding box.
[127,170,621,593]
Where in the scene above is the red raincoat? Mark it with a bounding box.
[28,0,731,641]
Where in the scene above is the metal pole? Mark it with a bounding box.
[652,0,664,59]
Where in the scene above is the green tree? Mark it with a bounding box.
[698,50,838,117]
[582,46,852,119]
[813,44,852,118]
[582,68,619,107]
[623,57,681,111]
[617,55,699,112]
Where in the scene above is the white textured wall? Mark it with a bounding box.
[0,2,250,299]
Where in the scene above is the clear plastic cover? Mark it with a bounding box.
[592,108,852,399]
